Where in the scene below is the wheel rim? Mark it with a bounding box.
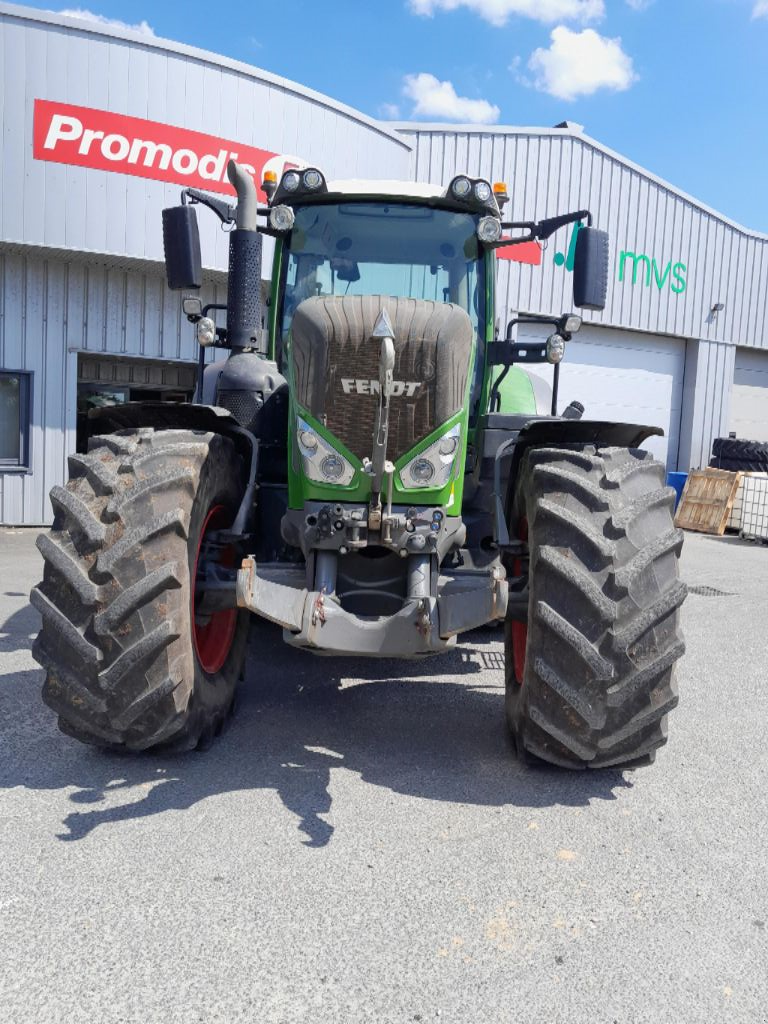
[511,518,529,686]
[192,504,237,674]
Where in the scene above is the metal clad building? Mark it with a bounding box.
[2,2,767,524]
[398,125,768,468]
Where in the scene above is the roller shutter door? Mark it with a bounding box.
[730,348,768,444]
[518,324,685,469]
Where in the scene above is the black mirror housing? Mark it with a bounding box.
[162,205,202,290]
[573,226,609,311]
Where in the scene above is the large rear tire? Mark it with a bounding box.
[505,445,686,770]
[31,428,249,752]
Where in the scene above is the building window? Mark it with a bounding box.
[0,370,32,471]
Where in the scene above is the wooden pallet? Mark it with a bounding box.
[674,468,742,536]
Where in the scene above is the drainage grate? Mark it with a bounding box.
[687,585,734,598]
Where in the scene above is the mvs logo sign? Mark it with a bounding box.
[33,99,295,201]
[555,221,688,295]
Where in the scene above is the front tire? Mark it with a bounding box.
[31,428,249,752]
[505,445,686,770]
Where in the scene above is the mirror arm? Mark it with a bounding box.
[491,209,594,249]
[181,188,236,226]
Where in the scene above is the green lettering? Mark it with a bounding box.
[671,262,687,294]
[653,259,672,290]
[619,251,652,286]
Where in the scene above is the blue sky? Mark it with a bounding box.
[31,1,768,231]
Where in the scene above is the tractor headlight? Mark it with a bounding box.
[477,216,502,243]
[269,204,295,232]
[282,170,301,193]
[400,424,461,491]
[196,316,216,347]
[546,334,566,364]
[296,416,355,486]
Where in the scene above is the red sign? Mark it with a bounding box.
[33,99,286,201]
[497,239,542,266]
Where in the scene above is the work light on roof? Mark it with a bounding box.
[451,176,472,199]
[282,170,301,192]
[474,181,492,203]
[303,169,324,190]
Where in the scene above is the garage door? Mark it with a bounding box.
[518,324,685,469]
[730,348,768,443]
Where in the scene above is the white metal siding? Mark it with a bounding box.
[398,127,768,351]
[518,323,685,469]
[0,6,411,273]
[0,247,224,524]
[730,348,768,443]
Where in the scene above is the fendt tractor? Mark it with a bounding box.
[31,160,686,769]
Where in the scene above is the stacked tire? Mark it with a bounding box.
[709,437,768,473]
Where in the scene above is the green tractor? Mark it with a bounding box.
[31,161,685,768]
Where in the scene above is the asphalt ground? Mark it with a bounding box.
[1,526,767,1024]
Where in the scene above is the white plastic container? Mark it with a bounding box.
[740,475,768,542]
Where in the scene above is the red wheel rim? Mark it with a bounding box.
[192,504,237,674]
[511,518,529,686]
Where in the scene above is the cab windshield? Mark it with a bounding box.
[281,202,485,339]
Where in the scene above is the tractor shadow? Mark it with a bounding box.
[0,619,631,845]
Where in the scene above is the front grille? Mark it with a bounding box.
[290,295,473,462]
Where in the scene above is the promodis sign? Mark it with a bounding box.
[33,99,281,199]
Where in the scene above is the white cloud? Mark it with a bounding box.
[753,0,768,17]
[379,102,401,119]
[527,26,637,101]
[402,73,500,123]
[56,8,155,36]
[625,0,653,8]
[408,0,603,27]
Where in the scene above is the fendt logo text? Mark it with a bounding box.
[33,99,286,200]
[341,379,422,397]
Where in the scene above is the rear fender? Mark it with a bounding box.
[493,418,663,548]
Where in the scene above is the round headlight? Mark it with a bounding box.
[269,204,295,232]
[438,435,458,456]
[546,333,566,365]
[409,458,435,484]
[452,176,471,199]
[474,181,492,203]
[321,454,345,480]
[299,429,318,452]
[282,171,300,192]
[477,216,502,243]
[303,169,323,190]
[195,316,216,348]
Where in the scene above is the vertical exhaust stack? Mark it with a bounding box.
[226,160,264,352]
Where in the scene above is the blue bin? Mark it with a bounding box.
[667,472,688,510]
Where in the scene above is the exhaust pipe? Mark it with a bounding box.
[226,160,263,351]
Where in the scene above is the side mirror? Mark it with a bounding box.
[162,205,202,290]
[573,226,609,311]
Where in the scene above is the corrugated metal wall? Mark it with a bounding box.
[397,127,768,351]
[0,246,224,524]
[0,5,412,272]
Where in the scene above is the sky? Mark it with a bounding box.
[22,0,768,232]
